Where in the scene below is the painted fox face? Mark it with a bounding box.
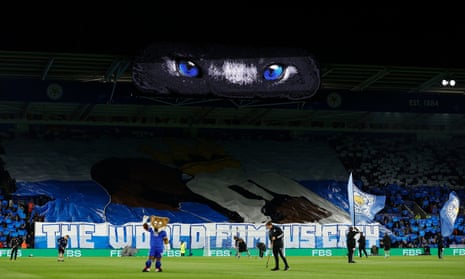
[133,43,320,100]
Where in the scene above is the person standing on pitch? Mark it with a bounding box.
[358,232,368,258]
[347,226,359,263]
[10,236,21,261]
[266,221,290,271]
[180,241,186,256]
[436,232,444,259]
[256,242,266,258]
[382,233,391,258]
[57,235,69,262]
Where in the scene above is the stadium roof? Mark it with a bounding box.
[1,6,465,135]
[1,50,464,94]
[2,6,464,66]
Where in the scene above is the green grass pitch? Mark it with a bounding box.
[2,255,463,279]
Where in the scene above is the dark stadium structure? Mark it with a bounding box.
[1,7,465,134]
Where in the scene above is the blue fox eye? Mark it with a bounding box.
[263,64,284,81]
[177,60,201,78]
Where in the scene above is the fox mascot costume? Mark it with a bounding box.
[142,215,170,272]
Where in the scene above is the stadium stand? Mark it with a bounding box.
[1,129,464,248]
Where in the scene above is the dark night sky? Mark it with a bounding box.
[1,6,464,68]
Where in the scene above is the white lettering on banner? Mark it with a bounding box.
[42,224,77,248]
[286,225,300,248]
[42,224,61,247]
[208,250,231,257]
[42,223,102,248]
[165,250,183,257]
[215,224,232,248]
[35,222,381,249]
[284,224,319,248]
[109,225,133,248]
[244,224,265,248]
[453,249,465,256]
[402,249,423,256]
[322,225,339,248]
[171,224,182,248]
[312,249,332,256]
[79,224,96,248]
[190,225,207,249]
[134,225,149,248]
[408,99,439,108]
[60,224,78,247]
[424,100,439,107]
[0,250,22,257]
[110,250,122,257]
[66,250,81,257]
[234,224,248,242]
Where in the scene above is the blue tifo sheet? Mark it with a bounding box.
[13,181,228,224]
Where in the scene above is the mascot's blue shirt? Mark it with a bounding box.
[149,228,167,250]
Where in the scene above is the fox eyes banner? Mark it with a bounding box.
[132,43,320,100]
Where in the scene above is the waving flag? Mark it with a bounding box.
[440,191,460,237]
[347,172,386,225]
[347,173,356,225]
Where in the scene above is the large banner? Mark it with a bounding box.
[132,43,320,100]
[35,222,380,249]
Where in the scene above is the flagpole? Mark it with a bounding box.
[352,186,356,227]
[348,172,356,227]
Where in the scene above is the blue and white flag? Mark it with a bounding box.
[347,172,386,225]
[440,191,460,237]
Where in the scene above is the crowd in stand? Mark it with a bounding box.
[330,133,465,249]
[1,131,465,251]
[0,156,43,249]
[374,184,465,249]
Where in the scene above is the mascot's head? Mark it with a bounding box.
[150,215,170,231]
